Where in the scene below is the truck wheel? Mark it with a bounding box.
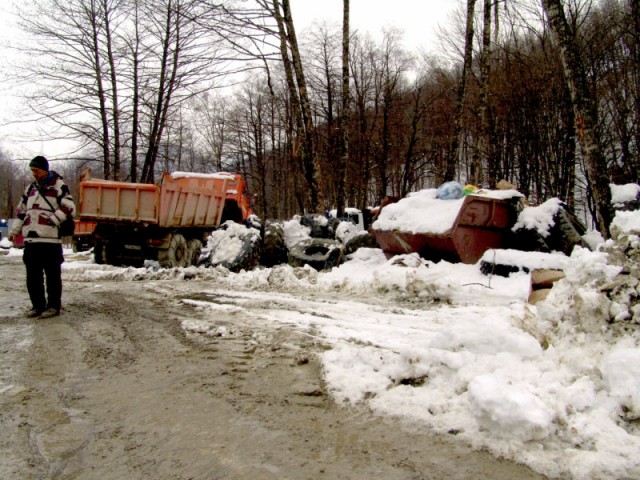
[186,239,203,266]
[344,232,379,255]
[94,240,106,264]
[288,238,344,271]
[94,239,116,265]
[261,220,287,267]
[158,233,188,268]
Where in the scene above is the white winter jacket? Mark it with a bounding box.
[10,171,76,244]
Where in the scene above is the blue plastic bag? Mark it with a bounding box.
[436,181,464,200]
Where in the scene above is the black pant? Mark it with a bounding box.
[23,243,64,312]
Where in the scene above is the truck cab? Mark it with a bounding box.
[220,173,255,223]
[330,207,372,232]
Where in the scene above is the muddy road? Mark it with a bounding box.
[0,254,546,479]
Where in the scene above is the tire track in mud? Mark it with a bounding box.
[0,256,546,479]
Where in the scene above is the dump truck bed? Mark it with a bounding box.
[78,172,229,229]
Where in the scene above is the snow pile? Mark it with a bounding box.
[512,198,563,237]
[468,374,553,441]
[480,248,570,271]
[372,189,464,233]
[282,216,311,248]
[602,349,640,420]
[171,171,238,180]
[200,221,261,271]
[611,210,640,237]
[611,183,640,209]
[40,217,640,478]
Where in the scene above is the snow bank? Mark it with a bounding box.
[468,374,553,441]
[602,349,640,420]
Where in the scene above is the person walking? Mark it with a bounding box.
[8,156,76,318]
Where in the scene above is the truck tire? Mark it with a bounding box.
[288,238,344,271]
[344,232,379,255]
[186,239,203,266]
[548,207,587,255]
[158,233,188,268]
[94,239,116,265]
[94,240,106,264]
[261,220,287,267]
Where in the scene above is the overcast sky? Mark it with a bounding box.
[289,0,459,52]
[0,0,460,161]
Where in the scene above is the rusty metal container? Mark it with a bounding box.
[372,194,519,264]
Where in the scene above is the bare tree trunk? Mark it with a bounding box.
[280,0,324,212]
[449,0,476,183]
[400,86,423,197]
[541,0,612,237]
[141,0,182,184]
[632,0,640,183]
[102,0,121,180]
[129,0,141,182]
[336,0,350,218]
[476,0,493,187]
[270,0,307,209]
[141,0,173,183]
[88,0,111,179]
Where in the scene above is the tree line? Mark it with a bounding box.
[2,0,638,237]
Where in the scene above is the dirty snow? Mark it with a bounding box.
[2,186,640,480]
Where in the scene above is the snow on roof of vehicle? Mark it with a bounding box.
[371,188,522,234]
[171,171,238,179]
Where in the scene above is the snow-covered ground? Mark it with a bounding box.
[2,184,640,479]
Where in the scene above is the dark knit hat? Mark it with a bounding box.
[29,155,49,171]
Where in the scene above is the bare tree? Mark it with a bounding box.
[279,0,324,212]
[17,0,234,182]
[370,29,412,203]
[336,0,350,217]
[449,0,477,183]
[475,0,495,187]
[17,0,121,178]
[541,0,613,236]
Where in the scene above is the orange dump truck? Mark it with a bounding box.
[78,171,254,267]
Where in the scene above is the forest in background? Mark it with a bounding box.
[0,0,638,236]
